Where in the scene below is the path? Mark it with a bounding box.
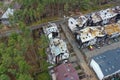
[60,21,97,80]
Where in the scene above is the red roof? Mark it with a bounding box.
[54,63,79,80]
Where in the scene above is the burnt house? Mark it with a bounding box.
[89,12,102,26]
[48,38,69,64]
[114,6,120,22]
[68,15,88,32]
[99,8,117,25]
[104,23,120,38]
[89,8,118,26]
[43,23,60,39]
[75,26,105,48]
[43,23,69,64]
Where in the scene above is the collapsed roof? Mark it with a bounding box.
[76,26,104,43]
[76,15,88,27]
[49,38,69,58]
[91,12,102,23]
[43,23,59,39]
[68,16,88,31]
[76,20,120,43]
[68,6,120,31]
[99,8,117,20]
[104,23,120,36]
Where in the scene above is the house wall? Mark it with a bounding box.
[116,14,120,22]
[68,17,78,31]
[111,33,120,38]
[90,59,104,80]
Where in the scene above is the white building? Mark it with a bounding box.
[90,48,120,80]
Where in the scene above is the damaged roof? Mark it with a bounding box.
[77,26,104,43]
[99,8,117,20]
[91,12,102,23]
[44,23,59,35]
[104,23,120,35]
[76,15,88,27]
[49,38,69,57]
[90,6,119,23]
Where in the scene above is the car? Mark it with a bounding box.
[88,45,94,51]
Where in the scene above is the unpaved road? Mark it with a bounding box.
[60,21,97,80]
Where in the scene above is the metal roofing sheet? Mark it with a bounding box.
[92,48,120,76]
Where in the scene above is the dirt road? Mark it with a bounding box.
[60,22,97,80]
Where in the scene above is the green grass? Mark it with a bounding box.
[38,48,47,58]
[27,3,117,27]
[36,71,51,80]
[31,16,59,26]
[75,65,81,70]
[35,59,52,80]
[82,3,116,14]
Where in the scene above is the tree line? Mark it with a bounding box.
[12,0,114,25]
[0,22,33,80]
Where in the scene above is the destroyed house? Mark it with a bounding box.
[76,15,88,28]
[75,26,105,47]
[48,38,69,64]
[75,21,120,47]
[68,17,79,32]
[104,23,120,38]
[90,12,102,26]
[43,23,59,39]
[89,8,118,26]
[68,15,88,32]
[68,6,120,30]
[114,6,120,21]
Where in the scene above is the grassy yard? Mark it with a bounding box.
[36,71,51,80]
[82,3,116,14]
[31,16,59,26]
[31,3,117,27]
